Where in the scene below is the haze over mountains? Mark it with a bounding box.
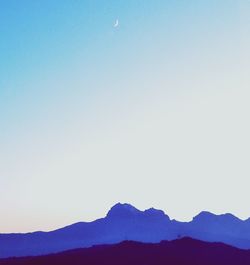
[1,203,250,258]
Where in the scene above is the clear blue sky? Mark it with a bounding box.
[0,0,250,232]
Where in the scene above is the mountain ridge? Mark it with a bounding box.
[1,202,250,258]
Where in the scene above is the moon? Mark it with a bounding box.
[114,19,119,28]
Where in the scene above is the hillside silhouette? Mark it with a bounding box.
[1,238,250,265]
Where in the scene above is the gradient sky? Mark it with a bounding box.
[0,0,250,233]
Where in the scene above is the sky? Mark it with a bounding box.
[0,0,250,233]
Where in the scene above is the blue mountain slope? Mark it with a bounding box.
[176,211,250,248]
[0,203,173,258]
[1,203,250,258]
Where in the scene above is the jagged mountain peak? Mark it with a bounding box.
[106,203,169,220]
[106,203,141,218]
[193,211,241,223]
[144,207,168,218]
[193,211,216,220]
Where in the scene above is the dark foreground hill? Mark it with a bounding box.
[1,238,250,265]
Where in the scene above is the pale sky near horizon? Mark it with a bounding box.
[0,0,250,233]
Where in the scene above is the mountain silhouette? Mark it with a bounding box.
[1,238,250,265]
[1,203,250,258]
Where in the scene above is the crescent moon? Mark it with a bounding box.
[114,19,119,28]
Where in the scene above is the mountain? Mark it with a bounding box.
[0,203,174,258]
[1,238,250,265]
[174,211,250,248]
[1,203,250,258]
